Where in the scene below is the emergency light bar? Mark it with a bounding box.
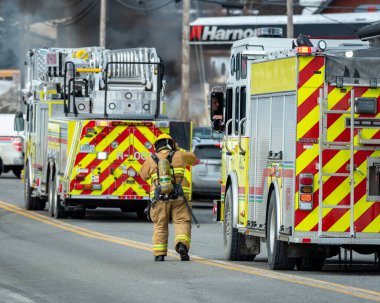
[295,46,313,55]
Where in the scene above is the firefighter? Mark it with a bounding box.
[139,134,197,262]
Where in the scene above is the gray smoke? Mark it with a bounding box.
[0,0,222,120]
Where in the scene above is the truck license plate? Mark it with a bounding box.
[80,144,95,153]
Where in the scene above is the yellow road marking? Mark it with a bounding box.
[1,200,380,302]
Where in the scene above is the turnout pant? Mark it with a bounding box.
[150,198,192,256]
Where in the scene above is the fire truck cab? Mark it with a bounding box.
[16,47,191,219]
[212,23,380,270]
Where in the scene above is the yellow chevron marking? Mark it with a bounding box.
[73,127,132,195]
[363,213,380,233]
[328,195,368,232]
[326,87,352,110]
[298,56,314,71]
[75,126,122,173]
[90,133,133,195]
[297,66,324,106]
[296,148,318,176]
[296,152,373,231]
[136,125,157,143]
[295,203,330,231]
[297,105,319,140]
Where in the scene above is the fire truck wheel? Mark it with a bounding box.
[48,177,58,217]
[296,257,325,271]
[266,192,296,270]
[0,158,3,176]
[48,174,68,219]
[24,165,36,210]
[223,187,254,261]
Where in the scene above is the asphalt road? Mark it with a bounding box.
[1,172,380,303]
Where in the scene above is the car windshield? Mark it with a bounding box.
[194,145,221,159]
[193,127,223,140]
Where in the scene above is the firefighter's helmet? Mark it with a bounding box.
[154,134,174,151]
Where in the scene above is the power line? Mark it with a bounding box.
[116,0,176,12]
[49,0,100,26]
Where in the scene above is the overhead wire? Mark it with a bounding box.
[49,0,100,26]
[116,0,176,12]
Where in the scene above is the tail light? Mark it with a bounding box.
[299,173,314,211]
[12,137,23,152]
[193,159,205,166]
[75,174,86,182]
[74,183,102,191]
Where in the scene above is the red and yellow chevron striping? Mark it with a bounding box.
[68,120,192,201]
[295,56,380,233]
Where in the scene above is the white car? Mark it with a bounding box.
[192,138,221,198]
[0,114,24,178]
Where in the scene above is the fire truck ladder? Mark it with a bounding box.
[318,88,356,237]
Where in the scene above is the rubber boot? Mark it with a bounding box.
[177,243,190,261]
[155,255,165,261]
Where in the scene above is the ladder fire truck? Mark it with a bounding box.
[16,47,191,219]
[211,22,380,270]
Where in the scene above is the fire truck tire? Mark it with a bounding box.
[48,176,58,217]
[296,257,325,271]
[0,158,3,176]
[24,165,37,210]
[223,187,254,261]
[267,192,296,270]
[48,172,68,219]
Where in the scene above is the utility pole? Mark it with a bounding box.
[100,0,107,47]
[181,0,190,121]
[287,0,294,38]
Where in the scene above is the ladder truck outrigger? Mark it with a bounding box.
[15,47,192,219]
[211,22,380,270]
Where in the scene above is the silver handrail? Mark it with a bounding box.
[238,117,247,155]
[224,119,234,155]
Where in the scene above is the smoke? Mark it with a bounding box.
[0,0,219,121]
[166,86,210,126]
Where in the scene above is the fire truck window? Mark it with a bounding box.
[241,56,247,79]
[225,88,233,135]
[235,86,240,135]
[230,55,235,76]
[240,86,247,134]
[236,53,241,80]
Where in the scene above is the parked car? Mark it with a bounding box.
[0,114,24,178]
[192,138,221,198]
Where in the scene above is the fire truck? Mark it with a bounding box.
[15,47,191,219]
[211,23,380,270]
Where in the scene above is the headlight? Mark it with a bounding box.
[97,152,108,160]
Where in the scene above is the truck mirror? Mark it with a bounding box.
[210,91,224,132]
[14,112,24,132]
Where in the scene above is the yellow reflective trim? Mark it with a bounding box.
[153,244,167,248]
[175,234,191,243]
